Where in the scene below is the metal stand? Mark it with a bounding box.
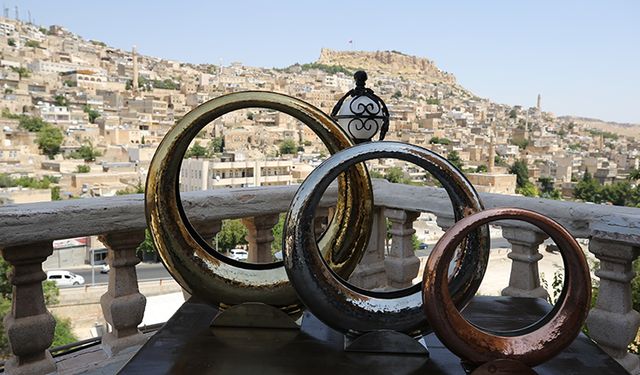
[344,330,429,356]
[463,359,537,375]
[210,302,299,329]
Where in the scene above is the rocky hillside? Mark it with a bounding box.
[317,48,456,85]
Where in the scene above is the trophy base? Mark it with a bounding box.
[210,302,299,329]
[344,330,429,356]
[464,359,538,375]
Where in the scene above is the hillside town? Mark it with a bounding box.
[0,16,638,207]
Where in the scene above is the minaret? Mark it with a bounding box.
[132,46,139,95]
[537,94,541,111]
[488,121,496,173]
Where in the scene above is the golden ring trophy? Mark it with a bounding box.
[145,88,591,373]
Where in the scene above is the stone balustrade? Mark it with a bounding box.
[0,180,638,374]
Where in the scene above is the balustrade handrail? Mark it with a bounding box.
[0,179,640,248]
[0,179,638,248]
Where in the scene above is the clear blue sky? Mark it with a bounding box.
[10,1,640,123]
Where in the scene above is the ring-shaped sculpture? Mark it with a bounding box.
[284,141,490,336]
[422,208,591,367]
[146,91,373,314]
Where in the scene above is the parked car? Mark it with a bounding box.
[46,270,85,286]
[418,243,429,250]
[229,249,248,261]
[100,264,110,273]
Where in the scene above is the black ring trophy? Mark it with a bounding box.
[144,82,595,374]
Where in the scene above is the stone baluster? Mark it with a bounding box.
[586,236,640,374]
[384,208,421,289]
[500,226,549,300]
[193,220,223,253]
[1,242,56,375]
[435,214,455,233]
[98,230,147,356]
[313,206,330,237]
[349,207,387,290]
[183,220,223,300]
[242,214,280,263]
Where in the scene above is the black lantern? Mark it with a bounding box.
[331,71,390,143]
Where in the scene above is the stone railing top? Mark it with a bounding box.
[0,179,639,248]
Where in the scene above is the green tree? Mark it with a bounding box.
[509,109,517,119]
[270,214,287,253]
[10,66,30,79]
[297,63,352,76]
[369,170,384,179]
[628,169,640,181]
[0,173,14,188]
[518,183,539,197]
[510,160,538,196]
[538,176,561,200]
[509,160,530,189]
[426,98,440,105]
[391,90,402,99]
[208,137,224,154]
[137,229,156,255]
[69,142,101,162]
[24,40,40,48]
[384,167,405,183]
[54,95,69,107]
[217,219,248,253]
[494,155,508,167]
[75,165,90,173]
[83,105,101,123]
[573,171,600,203]
[51,186,61,201]
[476,165,488,173]
[116,179,144,195]
[447,150,463,170]
[18,116,47,132]
[185,141,207,159]
[512,139,529,150]
[7,38,15,47]
[429,137,451,145]
[36,125,64,159]
[279,138,297,155]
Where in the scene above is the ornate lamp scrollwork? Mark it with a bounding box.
[331,71,390,143]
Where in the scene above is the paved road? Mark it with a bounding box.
[415,237,510,257]
[62,237,522,287]
[67,263,172,286]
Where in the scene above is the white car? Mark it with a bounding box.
[46,270,85,286]
[229,249,248,261]
[100,264,110,273]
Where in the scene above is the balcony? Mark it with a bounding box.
[0,179,638,374]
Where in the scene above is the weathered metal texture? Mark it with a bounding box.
[423,208,592,367]
[145,91,373,313]
[284,141,489,336]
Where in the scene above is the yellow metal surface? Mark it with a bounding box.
[145,91,372,313]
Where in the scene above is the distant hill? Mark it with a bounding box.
[316,48,457,85]
[559,116,640,137]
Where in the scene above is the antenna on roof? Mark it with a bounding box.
[27,10,31,24]
[14,5,18,21]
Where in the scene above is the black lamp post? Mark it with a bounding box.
[330,71,390,143]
